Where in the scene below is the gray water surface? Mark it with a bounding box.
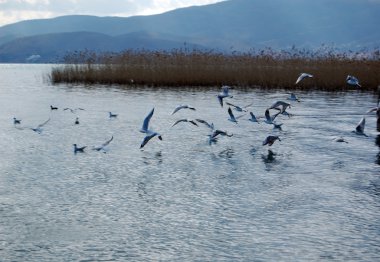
[0,64,379,261]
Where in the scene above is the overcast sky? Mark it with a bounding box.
[0,0,225,26]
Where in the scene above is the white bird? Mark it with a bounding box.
[217,85,233,107]
[139,108,162,148]
[295,73,313,85]
[195,119,214,130]
[227,107,244,124]
[208,129,233,145]
[64,107,85,113]
[248,112,259,123]
[262,135,281,146]
[346,75,361,88]
[264,109,283,129]
[109,112,118,118]
[268,101,291,113]
[140,132,162,149]
[93,136,114,152]
[13,117,21,124]
[73,144,86,153]
[354,117,367,136]
[171,119,198,127]
[171,105,196,115]
[288,93,300,102]
[31,118,50,134]
[225,102,253,112]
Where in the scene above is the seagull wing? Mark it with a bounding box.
[141,108,154,132]
[140,133,157,149]
[227,107,237,122]
[172,105,185,115]
[217,95,224,107]
[172,119,187,127]
[196,119,214,130]
[356,117,365,133]
[37,118,50,128]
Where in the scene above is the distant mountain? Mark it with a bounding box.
[0,0,379,62]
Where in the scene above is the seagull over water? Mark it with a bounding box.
[288,93,300,102]
[171,105,196,115]
[93,136,114,152]
[268,101,291,113]
[73,144,86,154]
[195,119,214,130]
[171,119,198,127]
[139,108,162,148]
[295,73,313,85]
[64,107,85,113]
[225,102,253,112]
[109,112,118,118]
[353,117,367,136]
[248,112,260,123]
[217,85,233,107]
[263,135,281,146]
[346,75,361,88]
[208,129,233,145]
[13,117,21,124]
[227,107,245,124]
[264,109,283,129]
[30,118,50,134]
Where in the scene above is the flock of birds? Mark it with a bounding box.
[12,73,379,154]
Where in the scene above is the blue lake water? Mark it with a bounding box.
[0,64,379,261]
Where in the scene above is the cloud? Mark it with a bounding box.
[0,0,225,26]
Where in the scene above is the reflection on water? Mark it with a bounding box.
[0,64,380,261]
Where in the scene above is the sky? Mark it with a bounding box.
[0,0,225,26]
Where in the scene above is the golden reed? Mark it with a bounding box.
[50,48,380,90]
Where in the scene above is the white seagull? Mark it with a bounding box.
[195,119,214,130]
[227,107,245,124]
[288,93,300,102]
[208,129,233,145]
[13,117,21,124]
[109,112,118,118]
[64,107,85,113]
[268,101,291,113]
[264,109,283,129]
[248,112,259,123]
[171,105,196,115]
[31,118,50,134]
[139,108,162,148]
[295,73,313,85]
[346,75,361,88]
[354,117,367,136]
[225,102,253,112]
[217,85,233,107]
[93,136,114,152]
[172,119,198,127]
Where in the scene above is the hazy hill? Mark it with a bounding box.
[0,0,379,62]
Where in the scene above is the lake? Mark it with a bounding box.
[0,64,379,261]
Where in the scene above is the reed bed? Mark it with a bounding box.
[51,48,380,90]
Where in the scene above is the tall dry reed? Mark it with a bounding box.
[50,47,380,90]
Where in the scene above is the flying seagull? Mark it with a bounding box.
[354,117,367,136]
[346,75,361,88]
[93,136,114,152]
[195,119,214,130]
[217,85,233,107]
[225,102,253,112]
[263,135,281,146]
[171,105,196,115]
[264,109,283,129]
[295,73,313,85]
[268,101,291,113]
[29,118,50,134]
[171,119,198,127]
[139,108,162,148]
[248,112,260,123]
[208,129,233,145]
[64,107,85,113]
[288,93,300,102]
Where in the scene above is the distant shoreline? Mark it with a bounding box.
[49,49,380,91]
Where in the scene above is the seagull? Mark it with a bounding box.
[50,105,58,110]
[354,117,367,136]
[73,144,86,154]
[13,117,21,124]
[208,129,233,145]
[217,85,233,107]
[346,75,361,88]
[227,107,243,124]
[93,136,113,152]
[109,112,118,118]
[295,73,313,85]
[74,117,80,125]
[171,105,196,115]
[195,119,214,130]
[262,135,281,146]
[171,119,198,127]
[288,93,300,102]
[268,101,291,113]
[140,132,162,149]
[139,108,162,148]
[333,137,348,143]
[264,109,283,129]
[31,118,50,134]
[64,107,85,113]
[248,112,260,123]
[225,102,253,112]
